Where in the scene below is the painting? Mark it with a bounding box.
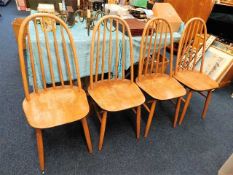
[195,42,233,82]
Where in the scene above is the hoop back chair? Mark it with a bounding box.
[136,18,186,137]
[18,13,92,173]
[174,17,219,125]
[88,15,145,150]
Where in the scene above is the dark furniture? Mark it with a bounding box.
[207,3,233,42]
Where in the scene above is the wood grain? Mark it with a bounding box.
[137,18,186,135]
[174,18,219,125]
[18,13,93,172]
[88,79,145,112]
[89,15,145,150]
[137,73,186,100]
[164,0,215,22]
[23,87,89,128]
[174,70,219,91]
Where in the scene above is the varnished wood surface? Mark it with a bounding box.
[144,100,157,138]
[81,118,93,153]
[165,0,215,22]
[136,17,186,135]
[138,18,174,79]
[178,89,193,125]
[174,70,219,91]
[23,86,89,128]
[174,18,219,125]
[88,79,145,112]
[175,18,219,91]
[18,13,82,100]
[136,73,186,100]
[89,16,145,150]
[18,14,93,171]
[36,129,44,172]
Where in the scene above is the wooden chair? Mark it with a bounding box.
[88,15,145,151]
[174,17,219,125]
[136,17,186,137]
[18,13,92,173]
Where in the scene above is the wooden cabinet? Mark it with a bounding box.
[164,0,215,22]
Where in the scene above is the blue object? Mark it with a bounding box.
[26,11,184,88]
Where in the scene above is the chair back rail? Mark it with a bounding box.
[175,17,207,74]
[138,17,174,81]
[18,13,82,100]
[89,15,134,89]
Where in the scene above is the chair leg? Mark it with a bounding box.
[202,90,212,119]
[136,106,141,139]
[81,118,93,153]
[144,100,157,138]
[179,90,193,125]
[98,111,107,151]
[35,129,45,174]
[173,97,182,128]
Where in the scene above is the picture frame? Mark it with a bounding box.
[195,40,233,83]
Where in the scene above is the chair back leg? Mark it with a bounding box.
[81,118,93,153]
[136,106,141,139]
[202,90,213,119]
[173,97,182,128]
[144,100,157,138]
[98,111,107,151]
[179,90,193,125]
[36,129,45,173]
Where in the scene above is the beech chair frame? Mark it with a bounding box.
[88,15,145,150]
[136,17,186,137]
[18,13,93,173]
[174,17,219,125]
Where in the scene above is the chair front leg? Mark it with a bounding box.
[202,90,212,119]
[35,129,45,174]
[144,100,157,138]
[81,117,93,153]
[173,97,182,128]
[136,106,141,139]
[98,111,107,151]
[179,90,193,125]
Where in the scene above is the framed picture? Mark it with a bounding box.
[195,41,233,83]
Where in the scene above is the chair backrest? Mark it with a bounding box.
[138,17,174,81]
[175,17,207,74]
[18,13,82,101]
[89,15,134,89]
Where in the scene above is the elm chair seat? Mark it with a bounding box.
[88,79,145,112]
[174,70,219,91]
[23,87,89,129]
[136,73,186,101]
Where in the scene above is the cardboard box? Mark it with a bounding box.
[218,154,233,175]
[37,3,55,13]
[152,3,182,32]
[12,18,26,49]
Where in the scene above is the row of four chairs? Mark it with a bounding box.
[17,13,218,173]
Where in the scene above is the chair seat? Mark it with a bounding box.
[23,86,89,129]
[136,74,186,100]
[88,79,145,112]
[174,70,219,91]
